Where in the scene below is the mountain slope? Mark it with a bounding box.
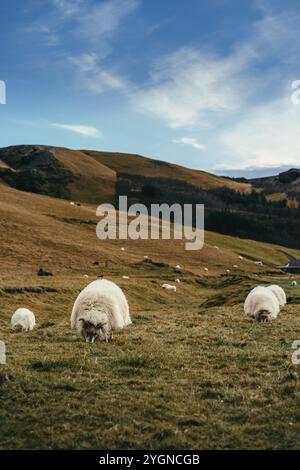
[83,149,251,192]
[249,168,300,207]
[0,181,296,276]
[0,145,251,206]
[0,145,116,204]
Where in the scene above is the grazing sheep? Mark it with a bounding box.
[11,308,36,332]
[239,255,244,260]
[233,265,238,269]
[175,279,181,284]
[291,280,298,287]
[143,256,149,259]
[162,284,176,292]
[266,285,287,308]
[175,265,181,270]
[71,279,131,343]
[70,201,75,206]
[204,267,209,272]
[254,260,263,266]
[122,276,130,280]
[83,274,89,279]
[226,269,231,274]
[244,286,280,322]
[214,246,219,250]
[121,247,125,252]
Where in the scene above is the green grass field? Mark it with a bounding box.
[1,265,300,450]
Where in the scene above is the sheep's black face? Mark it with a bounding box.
[12,324,24,333]
[79,319,112,343]
[256,310,271,323]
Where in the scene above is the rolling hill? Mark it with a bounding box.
[0,180,297,277]
[0,145,251,206]
[0,145,116,204]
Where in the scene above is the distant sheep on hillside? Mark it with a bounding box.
[162,284,176,292]
[244,286,280,322]
[175,279,180,284]
[291,280,298,287]
[71,279,132,343]
[266,285,286,308]
[11,308,36,332]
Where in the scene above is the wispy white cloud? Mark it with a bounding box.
[131,10,300,131]
[69,53,127,94]
[216,95,300,170]
[131,47,252,129]
[52,0,83,18]
[173,137,206,150]
[50,122,102,138]
[76,0,139,42]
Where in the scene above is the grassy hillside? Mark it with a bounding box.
[0,145,116,204]
[0,146,251,208]
[0,182,296,276]
[1,184,300,449]
[84,149,251,192]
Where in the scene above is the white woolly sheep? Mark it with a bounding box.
[121,247,125,252]
[83,274,89,279]
[226,269,231,274]
[71,279,132,343]
[239,255,244,260]
[122,276,130,280]
[175,265,181,270]
[244,286,280,322]
[233,265,239,268]
[175,279,181,284]
[204,267,209,272]
[266,285,286,308]
[254,260,263,265]
[11,308,36,332]
[162,283,176,292]
[291,280,298,287]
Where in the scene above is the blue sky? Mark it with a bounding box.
[1,0,300,176]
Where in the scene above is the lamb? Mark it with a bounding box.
[266,285,287,308]
[71,279,132,343]
[11,308,36,332]
[244,286,280,322]
[162,283,176,292]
